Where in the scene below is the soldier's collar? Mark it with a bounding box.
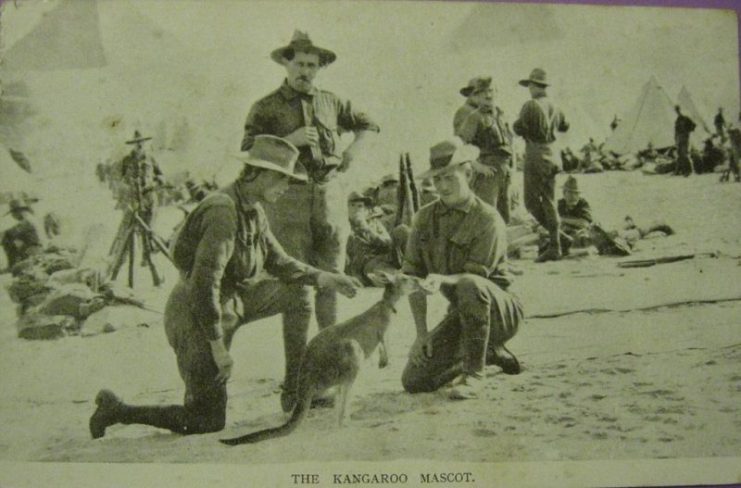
[279,80,317,100]
[435,194,475,215]
[230,183,261,214]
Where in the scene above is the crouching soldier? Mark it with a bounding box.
[401,138,524,400]
[89,136,359,439]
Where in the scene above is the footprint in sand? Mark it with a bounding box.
[473,428,497,437]
[598,415,618,422]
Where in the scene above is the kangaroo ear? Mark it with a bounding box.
[371,271,393,284]
[368,271,389,286]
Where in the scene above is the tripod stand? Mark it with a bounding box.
[107,207,171,288]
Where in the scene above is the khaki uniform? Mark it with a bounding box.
[242,82,379,329]
[513,96,569,251]
[674,114,696,176]
[134,184,322,434]
[454,102,513,223]
[400,196,523,392]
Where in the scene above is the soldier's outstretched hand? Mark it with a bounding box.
[317,272,361,298]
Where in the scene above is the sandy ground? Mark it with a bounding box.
[0,171,739,469]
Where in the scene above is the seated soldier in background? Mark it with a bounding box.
[345,190,397,285]
[557,176,593,253]
[1,199,43,272]
[724,112,741,182]
[561,147,579,173]
[376,173,400,207]
[555,176,672,257]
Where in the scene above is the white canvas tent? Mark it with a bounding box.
[554,100,608,151]
[603,76,677,155]
[2,0,106,71]
[677,86,712,147]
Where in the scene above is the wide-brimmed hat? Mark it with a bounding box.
[4,198,33,216]
[378,173,399,187]
[419,137,480,179]
[125,130,152,145]
[460,76,493,97]
[271,30,336,67]
[234,135,307,182]
[562,175,580,192]
[347,191,373,206]
[518,68,549,87]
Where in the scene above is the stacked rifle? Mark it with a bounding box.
[395,152,420,227]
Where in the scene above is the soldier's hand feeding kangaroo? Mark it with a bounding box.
[220,272,434,445]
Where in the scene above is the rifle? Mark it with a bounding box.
[395,154,406,227]
[617,252,717,268]
[405,152,420,213]
[300,97,324,169]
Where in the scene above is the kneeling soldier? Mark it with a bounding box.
[401,138,523,400]
[89,136,359,438]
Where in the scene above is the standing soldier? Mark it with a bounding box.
[454,76,514,223]
[674,105,696,177]
[118,130,164,227]
[714,107,726,142]
[513,68,569,262]
[241,31,379,334]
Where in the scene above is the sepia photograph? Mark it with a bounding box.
[0,0,739,486]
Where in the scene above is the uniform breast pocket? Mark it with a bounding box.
[448,234,474,273]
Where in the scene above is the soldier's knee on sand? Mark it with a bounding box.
[401,363,433,394]
[454,275,489,305]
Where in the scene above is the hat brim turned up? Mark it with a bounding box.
[237,156,308,182]
[270,44,337,67]
[518,78,549,88]
[460,87,475,97]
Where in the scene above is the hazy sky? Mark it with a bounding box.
[1,0,738,182]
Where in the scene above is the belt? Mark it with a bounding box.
[290,166,340,185]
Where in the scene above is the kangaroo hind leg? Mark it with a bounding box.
[335,340,363,427]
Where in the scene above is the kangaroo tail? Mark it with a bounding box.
[220,384,314,446]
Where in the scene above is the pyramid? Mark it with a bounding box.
[450,3,563,50]
[2,0,107,71]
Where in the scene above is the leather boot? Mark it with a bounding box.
[486,345,521,374]
[535,231,562,263]
[89,389,125,439]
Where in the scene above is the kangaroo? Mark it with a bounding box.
[220,272,433,445]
